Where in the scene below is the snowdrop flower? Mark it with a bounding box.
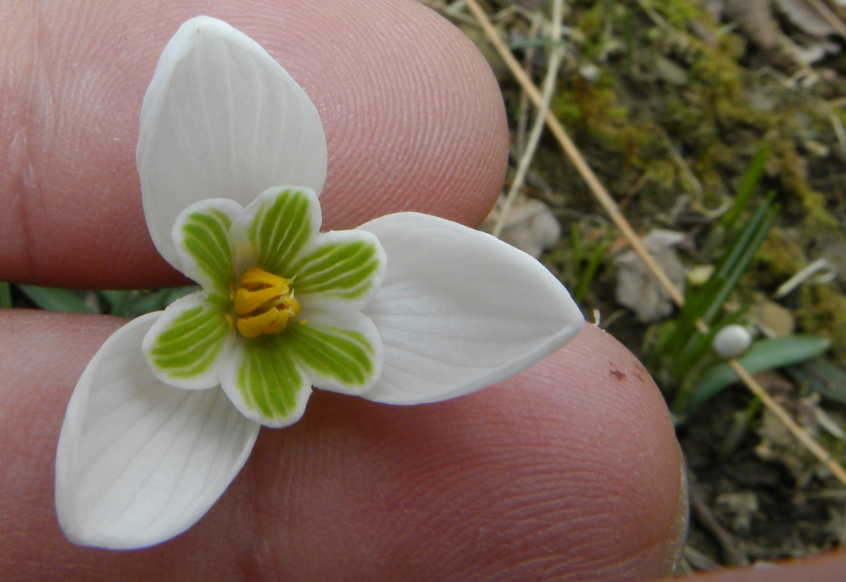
[712,324,752,359]
[55,16,584,550]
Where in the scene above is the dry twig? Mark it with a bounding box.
[492,0,565,238]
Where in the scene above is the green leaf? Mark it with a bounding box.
[720,144,769,230]
[660,195,778,377]
[99,290,131,314]
[684,335,832,413]
[0,282,11,309]
[573,230,612,303]
[100,286,200,318]
[146,299,229,381]
[17,285,96,314]
[788,357,846,404]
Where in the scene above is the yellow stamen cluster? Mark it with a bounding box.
[232,267,301,338]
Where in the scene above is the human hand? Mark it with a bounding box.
[0,1,685,579]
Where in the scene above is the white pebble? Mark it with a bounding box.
[712,324,753,359]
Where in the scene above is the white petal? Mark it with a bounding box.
[138,16,327,270]
[56,313,260,549]
[358,213,585,404]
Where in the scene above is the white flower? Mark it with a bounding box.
[712,324,752,359]
[55,16,584,550]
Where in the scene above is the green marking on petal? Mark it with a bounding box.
[286,322,375,387]
[250,189,312,276]
[148,302,229,379]
[237,335,303,419]
[181,209,235,294]
[289,237,381,301]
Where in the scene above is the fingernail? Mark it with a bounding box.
[663,447,689,575]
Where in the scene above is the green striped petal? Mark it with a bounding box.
[142,292,232,390]
[285,311,382,395]
[290,231,386,313]
[219,335,311,427]
[173,199,241,295]
[229,186,321,278]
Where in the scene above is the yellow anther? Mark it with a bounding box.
[231,267,300,338]
[234,286,285,315]
[239,267,292,290]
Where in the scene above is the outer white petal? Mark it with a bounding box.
[138,16,327,270]
[358,213,585,404]
[56,313,260,549]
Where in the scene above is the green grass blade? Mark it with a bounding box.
[661,195,778,374]
[673,310,745,376]
[720,144,769,230]
[701,200,778,324]
[0,282,11,308]
[17,285,96,314]
[683,335,832,413]
[573,230,611,303]
[118,286,200,319]
[99,290,131,315]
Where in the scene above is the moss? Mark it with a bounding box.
[773,141,839,231]
[554,0,843,226]
[756,230,807,278]
[798,285,846,365]
[650,0,710,27]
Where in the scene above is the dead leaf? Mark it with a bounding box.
[773,0,837,37]
[715,491,760,534]
[480,194,561,259]
[725,0,782,50]
[614,229,687,322]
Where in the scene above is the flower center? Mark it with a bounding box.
[232,267,301,338]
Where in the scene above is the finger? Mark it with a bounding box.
[688,549,846,582]
[0,0,506,288]
[0,311,684,580]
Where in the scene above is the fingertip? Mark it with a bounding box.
[218,324,684,580]
[1,0,507,288]
[510,323,685,578]
[248,0,507,229]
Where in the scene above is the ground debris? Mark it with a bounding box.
[480,193,561,258]
[614,229,687,322]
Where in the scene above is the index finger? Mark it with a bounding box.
[0,0,506,288]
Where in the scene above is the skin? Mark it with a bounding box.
[2,1,834,580]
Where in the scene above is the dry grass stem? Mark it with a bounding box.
[729,360,846,485]
[807,0,846,38]
[515,14,541,158]
[492,0,564,239]
[461,0,846,488]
